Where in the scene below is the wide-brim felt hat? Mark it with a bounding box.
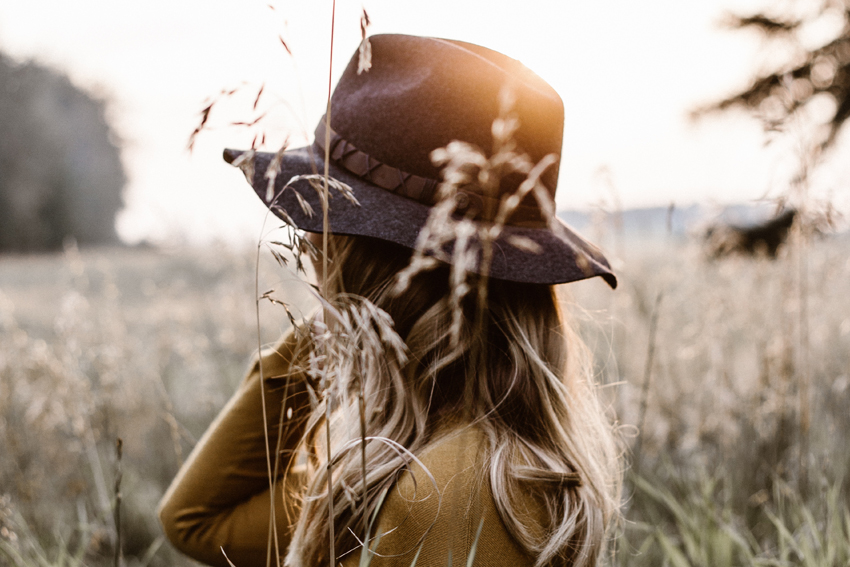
[224,34,616,288]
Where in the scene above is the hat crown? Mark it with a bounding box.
[327,34,565,198]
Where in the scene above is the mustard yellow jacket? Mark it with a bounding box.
[158,327,538,567]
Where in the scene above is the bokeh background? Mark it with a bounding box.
[1,1,849,566]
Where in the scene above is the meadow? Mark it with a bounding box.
[0,227,848,566]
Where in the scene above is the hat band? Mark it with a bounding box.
[313,119,549,228]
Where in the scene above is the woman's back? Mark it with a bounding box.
[341,425,537,567]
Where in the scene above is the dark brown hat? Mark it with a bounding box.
[224,34,616,288]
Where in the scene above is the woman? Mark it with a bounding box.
[159,34,621,567]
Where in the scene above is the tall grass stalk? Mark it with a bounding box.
[633,291,662,468]
[253,209,282,567]
[321,3,337,566]
[113,438,123,567]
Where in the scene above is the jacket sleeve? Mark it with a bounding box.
[157,327,313,567]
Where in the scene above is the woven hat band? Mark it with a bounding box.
[313,118,548,228]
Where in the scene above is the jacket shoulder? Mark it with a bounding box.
[246,323,312,384]
[346,427,535,567]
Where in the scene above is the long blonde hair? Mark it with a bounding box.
[285,234,621,567]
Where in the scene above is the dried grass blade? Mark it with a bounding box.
[358,8,372,75]
[295,191,315,218]
[253,83,265,111]
[465,518,485,567]
[265,141,289,202]
[505,235,542,254]
[279,36,293,56]
[230,150,257,186]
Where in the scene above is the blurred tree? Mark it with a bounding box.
[0,52,125,252]
[698,0,850,152]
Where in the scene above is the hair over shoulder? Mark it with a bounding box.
[285,235,621,567]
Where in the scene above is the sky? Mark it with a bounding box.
[1,0,845,245]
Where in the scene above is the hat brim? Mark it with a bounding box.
[224,146,617,288]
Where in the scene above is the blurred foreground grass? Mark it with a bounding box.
[0,235,848,566]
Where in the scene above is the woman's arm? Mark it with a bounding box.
[158,327,312,567]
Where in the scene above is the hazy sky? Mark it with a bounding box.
[1,0,842,244]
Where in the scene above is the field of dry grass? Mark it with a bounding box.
[0,231,848,566]
[571,228,850,564]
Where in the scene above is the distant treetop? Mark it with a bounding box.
[0,52,125,252]
[698,0,850,151]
